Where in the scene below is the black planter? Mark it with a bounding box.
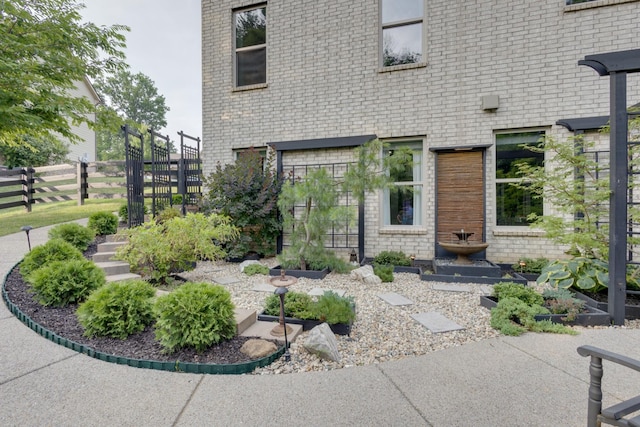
[256,312,352,335]
[479,295,611,327]
[421,272,528,285]
[574,291,640,320]
[361,257,423,275]
[269,266,330,280]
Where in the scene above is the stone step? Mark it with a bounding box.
[234,308,257,335]
[92,251,117,263]
[240,320,303,344]
[106,234,128,243]
[97,241,128,253]
[95,261,132,276]
[105,273,142,283]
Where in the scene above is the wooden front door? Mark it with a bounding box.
[435,150,485,258]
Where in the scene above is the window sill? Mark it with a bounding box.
[378,62,427,73]
[379,226,428,235]
[564,0,639,12]
[492,227,545,238]
[233,83,268,92]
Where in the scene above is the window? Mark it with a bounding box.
[380,0,423,67]
[566,0,596,4]
[234,5,266,87]
[383,141,423,226]
[495,131,545,226]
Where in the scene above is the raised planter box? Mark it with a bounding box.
[361,258,423,275]
[421,272,528,286]
[256,312,352,335]
[269,266,330,280]
[479,295,611,327]
[574,291,640,320]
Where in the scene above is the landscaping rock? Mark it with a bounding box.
[239,260,262,273]
[240,339,277,358]
[303,323,341,362]
[350,265,382,285]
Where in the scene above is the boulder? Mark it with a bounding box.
[239,260,262,273]
[240,339,277,358]
[350,265,382,284]
[302,323,341,362]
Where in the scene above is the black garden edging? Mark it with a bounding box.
[269,266,330,280]
[256,312,352,335]
[479,295,611,327]
[422,273,528,286]
[574,291,640,320]
[1,263,285,375]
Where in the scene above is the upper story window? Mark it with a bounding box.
[234,5,266,87]
[495,131,544,226]
[380,0,424,67]
[382,141,423,226]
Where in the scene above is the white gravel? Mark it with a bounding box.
[180,259,640,375]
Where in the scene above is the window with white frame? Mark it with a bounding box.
[380,0,423,67]
[234,5,266,87]
[383,141,423,226]
[495,131,545,226]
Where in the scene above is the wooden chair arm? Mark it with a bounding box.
[578,345,640,373]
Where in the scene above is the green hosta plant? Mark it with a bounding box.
[536,257,608,293]
[20,238,84,279]
[28,259,106,306]
[48,222,96,251]
[77,279,155,339]
[153,282,236,353]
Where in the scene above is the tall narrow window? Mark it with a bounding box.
[234,5,266,87]
[495,131,545,226]
[383,141,423,226]
[380,0,423,67]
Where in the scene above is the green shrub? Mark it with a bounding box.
[172,194,183,205]
[154,282,236,353]
[20,238,84,279]
[373,263,394,283]
[492,282,544,306]
[264,291,316,319]
[511,257,549,274]
[28,259,106,306]
[156,206,182,223]
[243,263,270,276]
[373,250,411,266]
[490,297,576,336]
[48,222,95,251]
[314,291,356,324]
[119,203,149,223]
[88,211,118,236]
[77,280,155,339]
[115,213,239,285]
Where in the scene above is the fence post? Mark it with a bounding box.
[77,162,88,206]
[22,167,33,212]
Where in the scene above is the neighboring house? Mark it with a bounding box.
[201,0,640,263]
[65,76,100,163]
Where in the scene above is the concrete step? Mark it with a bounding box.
[105,273,142,283]
[240,320,303,344]
[235,308,256,335]
[92,251,117,263]
[95,261,132,276]
[106,234,128,243]
[97,241,128,253]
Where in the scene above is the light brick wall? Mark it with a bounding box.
[202,0,640,263]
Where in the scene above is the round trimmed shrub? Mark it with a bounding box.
[20,238,84,279]
[77,280,155,339]
[48,222,95,251]
[154,282,236,353]
[88,211,118,236]
[243,263,270,276]
[28,259,106,306]
[264,291,315,319]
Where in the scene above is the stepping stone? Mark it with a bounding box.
[252,282,275,292]
[411,312,465,333]
[378,292,413,306]
[479,285,493,296]
[309,287,346,297]
[432,283,472,293]
[212,276,241,285]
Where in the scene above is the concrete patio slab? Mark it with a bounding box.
[411,312,464,333]
[378,292,413,306]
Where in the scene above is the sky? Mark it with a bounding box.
[80,0,202,144]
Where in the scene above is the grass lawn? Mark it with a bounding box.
[0,199,124,237]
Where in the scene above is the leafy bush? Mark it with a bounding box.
[20,238,84,279]
[155,206,182,223]
[243,263,269,276]
[88,211,118,236]
[172,194,183,205]
[203,148,282,258]
[373,263,394,282]
[77,280,155,339]
[541,288,586,321]
[48,222,95,251]
[511,257,549,274]
[490,297,577,336]
[536,257,608,293]
[264,291,316,319]
[115,213,239,285]
[153,282,236,352]
[119,203,149,223]
[314,291,356,324]
[492,282,544,306]
[373,251,411,266]
[28,259,106,306]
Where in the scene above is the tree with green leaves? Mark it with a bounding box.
[0,0,128,149]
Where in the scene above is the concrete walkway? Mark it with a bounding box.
[2,221,640,426]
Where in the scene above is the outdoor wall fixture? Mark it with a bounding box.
[350,248,358,265]
[20,225,33,251]
[481,95,499,111]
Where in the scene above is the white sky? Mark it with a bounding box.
[80,0,202,144]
